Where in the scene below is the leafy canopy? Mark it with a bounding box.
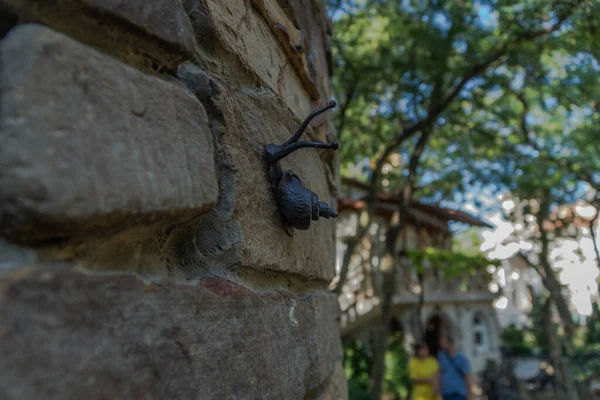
[330,0,600,206]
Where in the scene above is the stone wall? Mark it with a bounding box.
[0,0,345,398]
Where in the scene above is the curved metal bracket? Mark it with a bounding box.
[265,100,339,234]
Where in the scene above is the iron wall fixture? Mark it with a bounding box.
[266,100,339,234]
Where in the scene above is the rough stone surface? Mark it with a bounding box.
[0,239,35,273]
[0,25,218,243]
[0,0,346,397]
[81,0,196,52]
[191,0,313,119]
[0,0,196,69]
[224,88,336,281]
[0,265,343,399]
[308,362,348,400]
[170,64,336,281]
[251,0,320,100]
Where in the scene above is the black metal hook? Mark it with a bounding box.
[266,100,338,165]
[265,100,339,233]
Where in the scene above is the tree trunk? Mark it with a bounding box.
[370,131,430,399]
[542,297,563,382]
[542,297,581,399]
[414,272,425,340]
[537,204,576,348]
[370,221,403,399]
[335,222,366,295]
[334,136,404,294]
[414,223,425,339]
[370,261,399,399]
[537,200,580,400]
[539,255,575,348]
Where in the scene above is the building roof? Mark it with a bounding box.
[339,177,493,229]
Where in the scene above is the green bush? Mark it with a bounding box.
[586,303,600,345]
[343,337,410,400]
[348,379,375,400]
[384,337,410,399]
[501,323,534,356]
[344,339,373,392]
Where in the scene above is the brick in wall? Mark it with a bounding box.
[0,0,196,70]
[0,25,218,243]
[0,264,342,399]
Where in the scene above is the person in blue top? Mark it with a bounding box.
[438,335,472,400]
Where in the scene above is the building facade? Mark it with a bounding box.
[336,179,501,375]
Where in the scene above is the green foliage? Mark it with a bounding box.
[500,298,600,380]
[331,0,600,393]
[522,294,571,356]
[571,302,600,380]
[330,0,600,209]
[586,302,600,344]
[500,323,534,356]
[571,342,600,381]
[344,339,374,392]
[348,380,375,400]
[452,228,483,256]
[383,338,410,400]
[405,247,497,278]
[343,337,410,400]
[528,294,551,354]
[518,298,600,380]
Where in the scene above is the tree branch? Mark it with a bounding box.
[371,130,431,400]
[514,91,600,192]
[536,201,577,348]
[395,3,579,145]
[336,77,359,139]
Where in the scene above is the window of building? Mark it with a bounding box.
[473,314,488,353]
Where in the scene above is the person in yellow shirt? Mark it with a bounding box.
[409,342,440,400]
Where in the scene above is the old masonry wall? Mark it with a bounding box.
[0,0,346,398]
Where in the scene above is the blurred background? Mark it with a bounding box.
[325,0,600,399]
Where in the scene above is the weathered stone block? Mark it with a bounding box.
[81,0,196,52]
[228,89,336,280]
[171,65,336,281]
[0,0,196,69]
[0,265,343,399]
[283,0,335,101]
[306,362,348,400]
[0,25,218,243]
[197,0,313,119]
[251,0,319,100]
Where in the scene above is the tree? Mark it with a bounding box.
[433,3,600,395]
[328,1,596,398]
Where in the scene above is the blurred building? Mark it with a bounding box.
[335,178,502,374]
